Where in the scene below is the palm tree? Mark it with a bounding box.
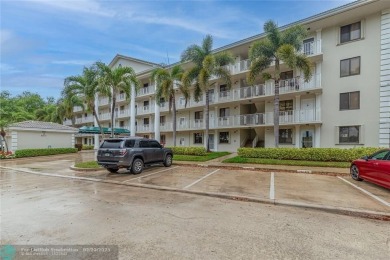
[181,35,234,152]
[64,65,105,136]
[248,20,312,148]
[95,62,139,138]
[58,91,84,127]
[151,65,189,146]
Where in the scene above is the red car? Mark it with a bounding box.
[350,149,390,189]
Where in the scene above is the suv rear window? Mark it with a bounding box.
[124,140,135,148]
[100,140,123,149]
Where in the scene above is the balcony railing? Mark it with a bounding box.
[137,85,155,97]
[137,124,152,132]
[137,104,154,115]
[301,40,322,56]
[160,122,172,131]
[75,116,94,124]
[116,93,126,102]
[117,110,130,118]
[99,112,111,120]
[73,106,83,113]
[98,97,109,106]
[63,119,72,126]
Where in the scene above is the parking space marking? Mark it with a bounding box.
[338,177,390,207]
[270,172,275,200]
[122,166,180,183]
[183,169,220,190]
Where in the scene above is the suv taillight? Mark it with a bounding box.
[118,149,127,156]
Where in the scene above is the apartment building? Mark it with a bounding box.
[66,0,390,152]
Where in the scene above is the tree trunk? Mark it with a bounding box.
[93,105,105,140]
[1,127,9,152]
[274,59,280,148]
[205,91,210,152]
[111,95,116,138]
[172,96,177,147]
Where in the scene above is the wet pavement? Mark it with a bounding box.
[1,152,389,219]
[2,165,390,259]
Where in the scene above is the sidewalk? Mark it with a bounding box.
[173,153,350,175]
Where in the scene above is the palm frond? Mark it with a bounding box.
[277,44,296,68]
[281,25,307,51]
[264,20,281,49]
[202,35,213,54]
[214,52,234,66]
[249,39,275,60]
[295,54,313,81]
[248,56,273,83]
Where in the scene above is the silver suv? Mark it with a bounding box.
[97,137,173,174]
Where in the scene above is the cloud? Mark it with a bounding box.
[51,60,94,66]
[0,63,23,74]
[27,0,115,17]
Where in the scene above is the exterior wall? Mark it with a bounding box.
[15,130,74,150]
[321,12,381,148]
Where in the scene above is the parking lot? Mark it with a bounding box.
[1,155,389,218]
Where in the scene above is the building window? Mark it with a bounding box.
[119,121,124,127]
[340,21,361,43]
[194,111,203,120]
[180,138,185,146]
[279,100,293,111]
[194,133,203,144]
[160,116,166,125]
[340,57,360,77]
[279,129,293,144]
[340,91,360,110]
[160,135,166,144]
[219,132,230,144]
[339,126,359,144]
[143,118,149,125]
[280,70,293,80]
[219,108,230,117]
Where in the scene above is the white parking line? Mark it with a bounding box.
[338,177,390,207]
[269,172,275,200]
[183,169,220,190]
[0,166,102,182]
[122,166,180,183]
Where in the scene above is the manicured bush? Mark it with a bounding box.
[167,146,207,156]
[15,148,78,158]
[82,145,94,150]
[237,147,381,162]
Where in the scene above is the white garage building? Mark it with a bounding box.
[5,121,78,151]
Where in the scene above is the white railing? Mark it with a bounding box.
[98,97,109,106]
[238,113,265,126]
[137,85,155,97]
[63,119,72,126]
[301,40,322,56]
[159,102,169,112]
[99,112,111,120]
[116,93,126,101]
[73,106,83,112]
[160,122,172,131]
[192,119,204,129]
[117,110,130,118]
[266,109,321,124]
[137,124,152,132]
[137,104,154,115]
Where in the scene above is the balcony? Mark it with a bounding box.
[99,112,111,121]
[160,122,172,131]
[116,93,126,102]
[75,116,94,124]
[73,106,83,113]
[63,119,72,126]
[117,110,130,118]
[137,124,153,133]
[98,97,109,106]
[301,40,322,56]
[137,85,155,97]
[137,104,154,115]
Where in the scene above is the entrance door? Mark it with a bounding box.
[301,130,314,148]
[300,98,315,122]
[208,134,215,150]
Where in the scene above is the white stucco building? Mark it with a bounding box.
[5,121,78,151]
[64,0,390,152]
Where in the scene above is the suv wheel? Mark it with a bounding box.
[164,154,172,167]
[107,168,119,173]
[131,158,144,174]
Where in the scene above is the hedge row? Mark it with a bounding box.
[237,147,381,162]
[82,145,94,150]
[167,146,207,156]
[15,148,78,158]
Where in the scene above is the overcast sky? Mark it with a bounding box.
[1,0,353,99]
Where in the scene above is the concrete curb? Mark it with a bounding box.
[6,166,389,221]
[70,165,104,172]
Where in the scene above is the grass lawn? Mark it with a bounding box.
[222,156,350,168]
[74,161,101,168]
[174,152,230,162]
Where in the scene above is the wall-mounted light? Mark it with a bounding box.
[41,131,46,137]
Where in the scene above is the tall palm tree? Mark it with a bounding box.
[181,35,234,152]
[64,65,105,136]
[151,65,189,147]
[248,20,312,148]
[57,92,84,128]
[95,62,139,138]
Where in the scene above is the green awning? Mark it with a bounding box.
[78,126,130,135]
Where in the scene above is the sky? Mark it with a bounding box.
[1,0,354,100]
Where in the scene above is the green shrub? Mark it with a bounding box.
[167,146,207,156]
[237,147,381,162]
[82,145,94,150]
[15,148,78,158]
